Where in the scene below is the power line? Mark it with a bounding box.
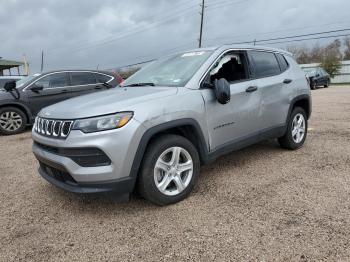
[45,1,200,55]
[109,28,350,70]
[224,28,350,45]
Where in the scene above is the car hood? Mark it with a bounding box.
[39,86,179,119]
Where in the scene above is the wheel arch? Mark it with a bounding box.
[129,119,209,185]
[288,95,311,121]
[0,102,32,124]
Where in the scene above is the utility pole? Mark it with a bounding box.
[40,50,44,72]
[198,0,205,48]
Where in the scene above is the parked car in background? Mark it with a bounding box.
[0,75,24,89]
[0,70,123,135]
[303,67,330,89]
[31,45,311,205]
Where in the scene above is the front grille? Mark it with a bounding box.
[39,161,77,185]
[34,117,73,139]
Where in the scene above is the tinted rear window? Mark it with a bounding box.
[250,51,281,78]
[71,72,97,85]
[276,54,289,72]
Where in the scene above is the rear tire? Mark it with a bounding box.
[137,134,200,206]
[324,80,330,88]
[278,107,307,150]
[0,107,27,135]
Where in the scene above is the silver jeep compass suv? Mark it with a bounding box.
[32,45,311,205]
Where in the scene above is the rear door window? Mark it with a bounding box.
[249,51,281,78]
[70,72,97,86]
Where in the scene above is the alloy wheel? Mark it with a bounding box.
[0,111,23,132]
[154,146,193,196]
[291,113,305,143]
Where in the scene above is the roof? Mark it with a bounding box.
[182,44,293,56]
[0,58,24,71]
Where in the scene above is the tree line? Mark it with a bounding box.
[287,37,350,77]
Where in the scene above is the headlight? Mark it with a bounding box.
[72,112,133,133]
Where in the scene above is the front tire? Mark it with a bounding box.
[278,107,308,150]
[0,107,27,135]
[311,80,317,90]
[137,134,200,206]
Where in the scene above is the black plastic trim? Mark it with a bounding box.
[35,153,133,194]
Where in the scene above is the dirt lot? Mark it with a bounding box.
[1,86,350,261]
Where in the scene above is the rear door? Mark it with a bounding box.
[248,50,291,130]
[26,72,71,116]
[69,72,108,98]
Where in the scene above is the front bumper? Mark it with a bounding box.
[37,154,134,193]
[32,119,146,194]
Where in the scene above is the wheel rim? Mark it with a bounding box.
[154,146,193,196]
[0,111,23,132]
[291,113,306,143]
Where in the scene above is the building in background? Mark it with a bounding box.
[300,61,350,84]
[0,57,27,76]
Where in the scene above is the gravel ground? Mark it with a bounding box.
[1,86,350,261]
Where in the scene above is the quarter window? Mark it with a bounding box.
[276,53,289,72]
[250,51,281,78]
[71,72,97,86]
[95,73,112,83]
[35,73,69,88]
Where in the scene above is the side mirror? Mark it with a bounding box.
[3,81,16,92]
[30,84,44,92]
[214,78,230,104]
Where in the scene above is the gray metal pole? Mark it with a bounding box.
[199,0,205,48]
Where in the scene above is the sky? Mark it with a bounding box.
[1,0,350,74]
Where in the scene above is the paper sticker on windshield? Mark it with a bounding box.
[182,51,205,57]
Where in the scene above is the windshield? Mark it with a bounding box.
[16,74,41,88]
[122,51,212,87]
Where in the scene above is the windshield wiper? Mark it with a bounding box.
[124,82,155,87]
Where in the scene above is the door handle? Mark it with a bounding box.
[61,89,69,93]
[283,79,293,84]
[95,86,102,89]
[246,86,258,93]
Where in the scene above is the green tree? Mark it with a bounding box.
[320,39,342,78]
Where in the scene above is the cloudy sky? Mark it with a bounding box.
[1,0,350,73]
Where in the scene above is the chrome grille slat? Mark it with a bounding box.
[34,117,73,139]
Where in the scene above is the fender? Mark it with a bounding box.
[0,101,34,124]
[129,118,209,183]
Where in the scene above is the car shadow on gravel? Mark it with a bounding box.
[40,138,285,212]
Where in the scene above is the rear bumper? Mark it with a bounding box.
[36,152,135,194]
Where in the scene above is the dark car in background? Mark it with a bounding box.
[0,70,123,135]
[303,67,331,89]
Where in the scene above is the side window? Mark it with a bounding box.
[35,73,69,89]
[95,73,112,83]
[71,72,97,86]
[249,51,281,78]
[276,53,289,72]
[209,52,249,83]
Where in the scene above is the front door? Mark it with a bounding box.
[26,72,71,116]
[200,51,261,151]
